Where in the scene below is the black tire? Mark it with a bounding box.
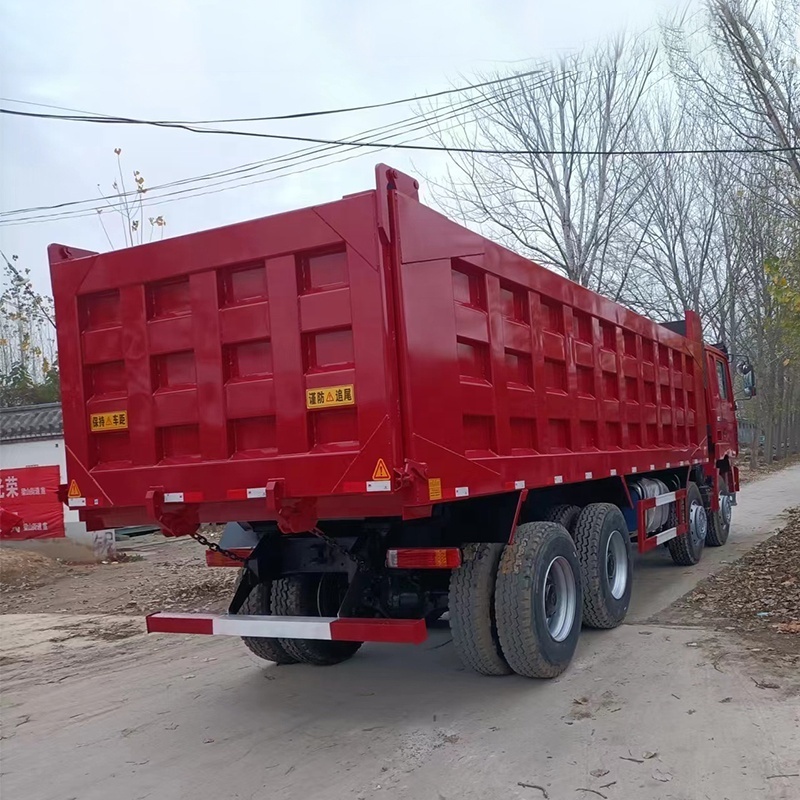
[544,504,581,536]
[449,543,511,676]
[706,475,731,547]
[237,575,298,665]
[272,574,362,666]
[573,503,633,629]
[495,522,582,678]
[667,482,706,566]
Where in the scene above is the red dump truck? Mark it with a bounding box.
[49,165,753,678]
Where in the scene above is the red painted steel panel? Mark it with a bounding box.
[330,618,428,645]
[50,165,726,531]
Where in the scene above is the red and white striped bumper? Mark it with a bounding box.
[146,613,428,645]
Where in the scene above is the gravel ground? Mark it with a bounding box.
[0,534,237,615]
[0,549,67,589]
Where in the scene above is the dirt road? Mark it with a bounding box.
[2,465,799,800]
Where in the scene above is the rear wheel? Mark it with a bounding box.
[237,575,298,665]
[495,522,582,678]
[272,574,362,666]
[449,543,511,676]
[544,504,581,536]
[573,503,633,629]
[667,482,706,566]
[706,475,731,547]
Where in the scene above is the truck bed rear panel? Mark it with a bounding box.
[50,190,402,526]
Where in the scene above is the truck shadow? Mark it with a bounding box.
[208,622,613,730]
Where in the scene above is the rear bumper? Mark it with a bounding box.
[146,613,428,645]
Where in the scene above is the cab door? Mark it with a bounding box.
[705,349,737,459]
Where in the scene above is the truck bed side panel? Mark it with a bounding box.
[393,192,709,497]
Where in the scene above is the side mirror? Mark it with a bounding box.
[740,362,756,398]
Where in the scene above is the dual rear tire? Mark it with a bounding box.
[450,504,634,679]
[238,572,362,666]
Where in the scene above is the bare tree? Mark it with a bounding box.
[666,0,800,200]
[430,36,659,293]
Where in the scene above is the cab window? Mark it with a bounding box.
[715,360,729,400]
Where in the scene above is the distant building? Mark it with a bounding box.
[0,403,79,534]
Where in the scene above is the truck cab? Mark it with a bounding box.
[704,344,738,463]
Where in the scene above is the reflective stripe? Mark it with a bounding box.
[164,492,204,504]
[146,613,427,644]
[654,491,677,507]
[214,615,334,639]
[655,527,678,545]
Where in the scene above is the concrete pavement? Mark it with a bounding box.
[1,464,799,800]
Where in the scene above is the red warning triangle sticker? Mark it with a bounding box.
[326,391,334,402]
[372,458,391,481]
[67,479,81,498]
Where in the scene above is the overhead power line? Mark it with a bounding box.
[2,106,797,158]
[0,67,547,124]
[1,73,554,226]
[0,67,548,224]
[0,95,521,225]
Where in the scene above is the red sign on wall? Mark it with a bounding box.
[0,466,65,539]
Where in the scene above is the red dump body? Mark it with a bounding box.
[50,165,716,533]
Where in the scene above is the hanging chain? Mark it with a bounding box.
[188,526,367,569]
[189,529,249,564]
[310,527,369,569]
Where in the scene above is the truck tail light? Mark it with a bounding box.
[386,548,461,569]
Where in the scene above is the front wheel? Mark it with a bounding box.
[495,522,582,678]
[706,475,731,547]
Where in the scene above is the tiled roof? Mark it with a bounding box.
[0,403,63,443]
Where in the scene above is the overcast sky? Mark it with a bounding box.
[1,0,686,294]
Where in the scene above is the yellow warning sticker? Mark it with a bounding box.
[428,478,443,501]
[67,479,81,498]
[305,385,355,410]
[372,458,391,481]
[89,410,128,432]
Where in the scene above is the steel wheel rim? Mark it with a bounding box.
[720,494,732,527]
[605,529,628,600]
[542,556,577,642]
[690,501,707,546]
